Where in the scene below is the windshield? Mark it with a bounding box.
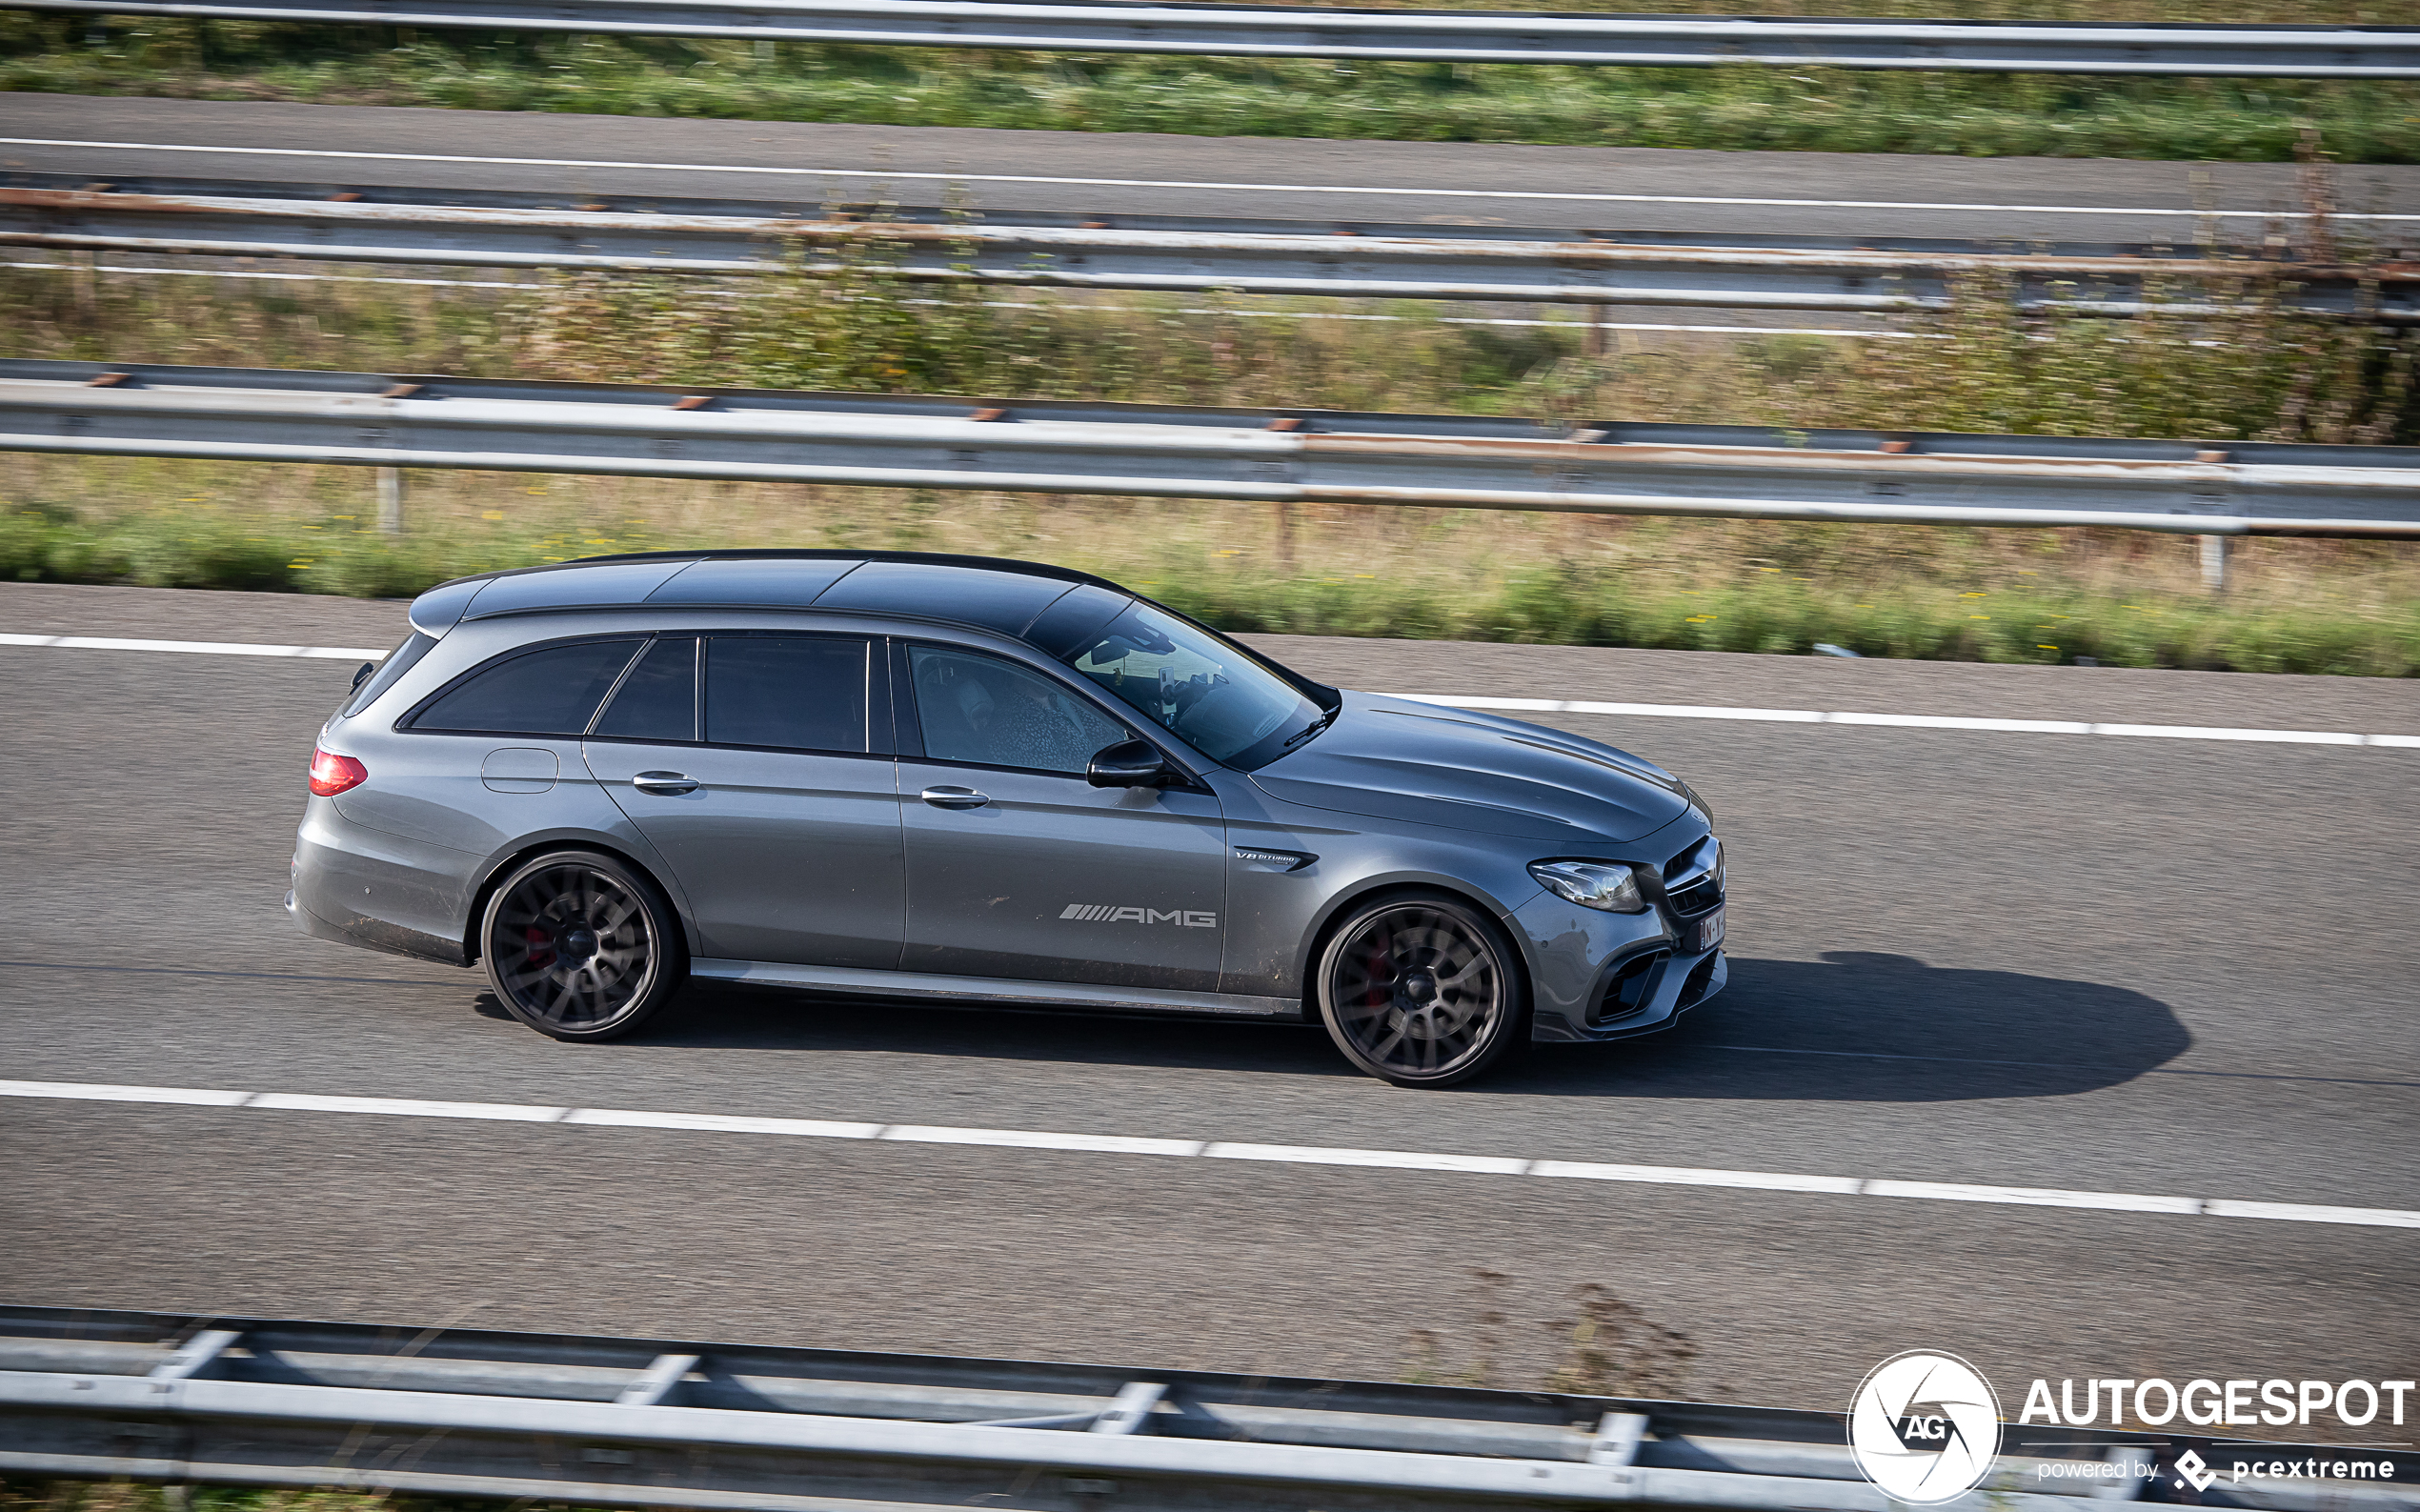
[1060,602,1323,769]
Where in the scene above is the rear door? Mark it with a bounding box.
[583,633,905,970]
[893,641,1226,993]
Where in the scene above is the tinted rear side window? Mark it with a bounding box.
[593,636,697,742]
[411,639,643,735]
[705,636,869,753]
[342,631,437,718]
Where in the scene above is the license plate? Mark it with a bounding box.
[1691,908,1725,953]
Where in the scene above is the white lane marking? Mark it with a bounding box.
[0,1078,250,1107]
[1398,693,2416,748]
[1202,1141,1530,1174]
[883,1123,1204,1156]
[1532,1159,1861,1194]
[5,633,2409,746]
[7,137,2405,221]
[564,1107,882,1138]
[6,1077,2411,1229]
[0,632,388,659]
[247,1091,568,1120]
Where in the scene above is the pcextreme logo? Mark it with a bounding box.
[1848,1351,2004,1504]
[1059,904,1218,927]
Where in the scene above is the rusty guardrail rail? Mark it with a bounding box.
[11,0,2420,75]
[6,175,2412,321]
[3,359,2418,537]
[5,1305,2410,1512]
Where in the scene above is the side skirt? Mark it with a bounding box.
[691,959,1301,1018]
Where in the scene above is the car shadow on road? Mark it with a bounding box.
[497,949,2190,1100]
[1493,951,2193,1101]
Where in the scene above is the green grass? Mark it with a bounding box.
[17,13,2420,162]
[9,252,2414,444]
[5,216,2416,675]
[7,455,2416,675]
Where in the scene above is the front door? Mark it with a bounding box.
[896,642,1225,992]
[583,633,904,969]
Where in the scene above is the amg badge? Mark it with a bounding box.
[1060,904,1219,927]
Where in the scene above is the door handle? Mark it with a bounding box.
[920,785,990,810]
[633,771,700,796]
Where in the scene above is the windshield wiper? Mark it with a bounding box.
[1280,705,1339,753]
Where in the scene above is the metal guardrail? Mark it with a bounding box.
[3,1306,2406,1512]
[5,359,2419,537]
[7,176,2410,321]
[13,0,2420,76]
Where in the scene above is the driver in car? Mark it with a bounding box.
[982,673,1105,773]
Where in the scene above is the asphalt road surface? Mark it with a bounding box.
[9,93,2420,245]
[3,580,2413,1420]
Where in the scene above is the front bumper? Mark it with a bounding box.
[1514,888,1727,1043]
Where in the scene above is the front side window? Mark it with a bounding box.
[704,635,869,753]
[409,638,643,736]
[1060,603,1321,768]
[910,646,1127,776]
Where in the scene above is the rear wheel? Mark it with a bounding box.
[480,851,684,1041]
[1314,894,1528,1087]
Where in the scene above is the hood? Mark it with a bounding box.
[1248,693,1695,843]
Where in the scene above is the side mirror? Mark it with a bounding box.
[1086,738,1170,789]
[350,661,375,691]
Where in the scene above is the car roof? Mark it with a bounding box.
[407,550,1135,645]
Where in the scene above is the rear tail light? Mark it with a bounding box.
[310,747,368,796]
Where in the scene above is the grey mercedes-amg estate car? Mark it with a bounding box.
[291,551,1724,1086]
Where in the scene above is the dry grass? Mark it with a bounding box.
[4,217,2416,673]
[12,15,2420,164]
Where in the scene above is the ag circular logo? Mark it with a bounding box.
[1848,1351,2003,1504]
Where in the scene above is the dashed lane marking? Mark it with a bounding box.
[4,137,2409,220]
[0,632,385,659]
[1395,694,2420,749]
[5,633,2413,748]
[0,1077,2411,1229]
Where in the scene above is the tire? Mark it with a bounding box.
[479,850,686,1042]
[1313,893,1529,1087]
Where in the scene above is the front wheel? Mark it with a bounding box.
[480,850,685,1041]
[1314,894,1528,1087]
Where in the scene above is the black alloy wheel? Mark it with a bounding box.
[480,851,684,1041]
[1315,895,1528,1087]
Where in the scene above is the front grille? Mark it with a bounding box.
[1664,875,1723,917]
[1661,834,1724,917]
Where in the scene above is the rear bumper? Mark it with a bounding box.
[289,799,477,967]
[285,886,467,967]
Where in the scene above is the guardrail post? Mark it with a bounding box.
[71,252,98,322]
[2198,534,2228,594]
[376,467,404,534]
[615,1353,701,1407]
[1588,1411,1650,1465]
[1089,1381,1167,1434]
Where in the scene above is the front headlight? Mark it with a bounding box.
[1528,859,1647,913]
